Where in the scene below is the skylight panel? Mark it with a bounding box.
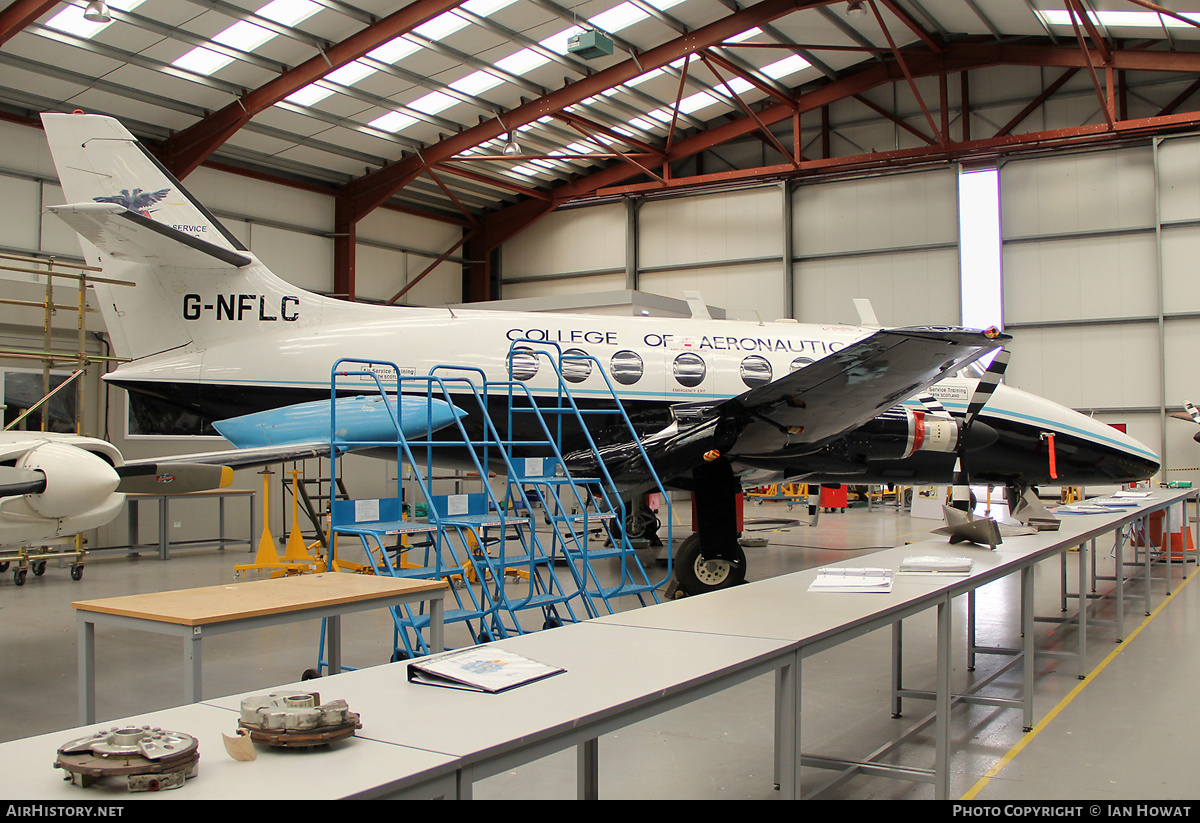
[284,84,331,107]
[495,49,550,75]
[762,54,810,80]
[214,20,274,52]
[461,0,520,15]
[173,0,322,77]
[45,0,147,39]
[726,28,763,43]
[414,11,471,41]
[1039,9,1200,27]
[410,91,457,115]
[258,0,321,27]
[591,2,649,32]
[370,111,418,132]
[174,47,232,76]
[368,38,420,64]
[450,70,504,96]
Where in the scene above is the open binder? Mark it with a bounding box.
[407,646,565,693]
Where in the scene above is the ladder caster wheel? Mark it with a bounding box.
[70,565,84,581]
[32,560,46,576]
[301,669,321,680]
[390,650,410,663]
[13,568,27,586]
[0,562,8,572]
[543,619,562,630]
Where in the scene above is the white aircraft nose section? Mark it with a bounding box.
[991,384,1160,471]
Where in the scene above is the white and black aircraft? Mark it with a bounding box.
[38,112,1160,595]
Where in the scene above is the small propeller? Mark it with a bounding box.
[950,349,1009,511]
[1169,402,1200,443]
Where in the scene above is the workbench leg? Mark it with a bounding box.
[772,652,801,799]
[1115,527,1126,641]
[1022,565,1035,733]
[1078,541,1089,680]
[891,620,903,717]
[327,615,342,674]
[184,627,202,704]
[429,596,445,655]
[457,766,474,800]
[935,597,950,800]
[158,497,169,561]
[1165,506,1174,594]
[78,617,96,725]
[1143,515,1153,616]
[577,738,599,800]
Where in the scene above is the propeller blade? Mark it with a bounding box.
[916,394,951,418]
[0,466,47,497]
[115,463,234,495]
[964,349,1009,425]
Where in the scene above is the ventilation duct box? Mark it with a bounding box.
[568,30,614,59]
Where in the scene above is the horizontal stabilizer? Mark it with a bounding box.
[213,395,467,450]
[47,203,251,268]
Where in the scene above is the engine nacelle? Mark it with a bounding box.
[0,440,126,547]
[16,442,121,518]
[829,408,988,463]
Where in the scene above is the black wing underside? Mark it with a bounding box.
[718,327,1007,458]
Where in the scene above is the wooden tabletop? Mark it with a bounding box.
[72,572,447,626]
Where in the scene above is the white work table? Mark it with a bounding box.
[204,620,798,799]
[3,489,1192,801]
[0,702,460,800]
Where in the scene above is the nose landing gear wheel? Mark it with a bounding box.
[673,533,746,596]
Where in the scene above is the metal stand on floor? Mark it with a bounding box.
[314,347,672,667]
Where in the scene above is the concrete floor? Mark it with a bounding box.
[1,497,1195,800]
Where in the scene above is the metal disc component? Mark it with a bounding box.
[237,692,361,747]
[55,726,200,791]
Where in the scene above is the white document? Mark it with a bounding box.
[808,567,894,593]
[354,498,380,523]
[898,556,973,575]
[446,494,469,516]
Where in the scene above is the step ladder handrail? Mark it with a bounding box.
[504,339,674,570]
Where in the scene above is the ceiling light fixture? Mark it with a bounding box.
[83,0,111,23]
[503,137,522,156]
[846,1,867,17]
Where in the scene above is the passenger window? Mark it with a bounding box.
[561,348,592,384]
[740,355,772,388]
[789,356,815,373]
[673,352,706,388]
[609,350,644,385]
[508,346,538,381]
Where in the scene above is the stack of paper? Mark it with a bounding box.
[898,556,974,575]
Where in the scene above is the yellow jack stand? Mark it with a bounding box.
[234,469,323,579]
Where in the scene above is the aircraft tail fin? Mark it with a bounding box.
[40,112,314,363]
[40,112,248,256]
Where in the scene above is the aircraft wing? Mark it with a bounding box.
[719,326,1008,457]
